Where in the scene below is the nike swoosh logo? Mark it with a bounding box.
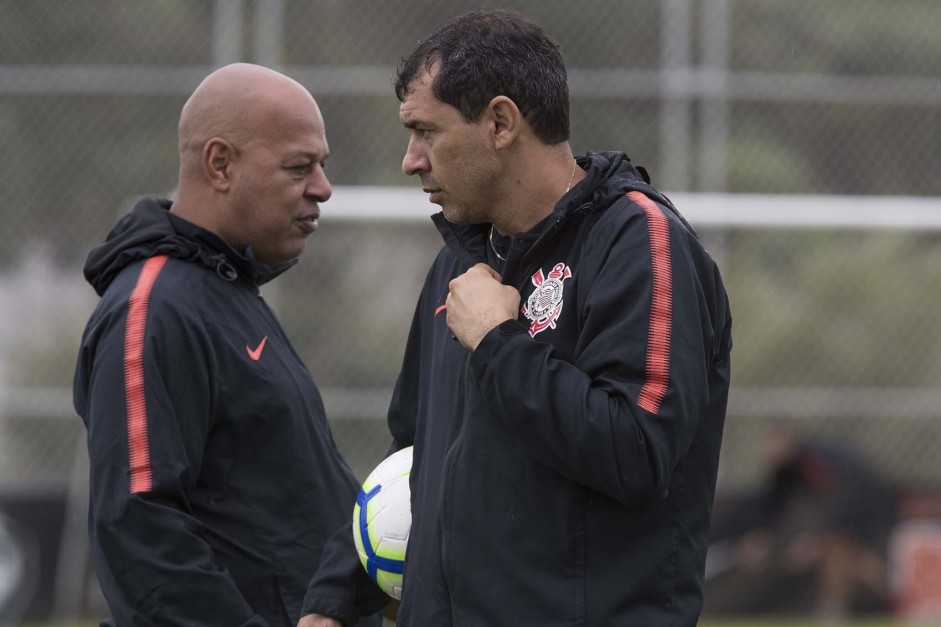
[246,336,268,361]
[434,304,447,317]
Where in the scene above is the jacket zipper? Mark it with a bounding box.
[435,208,588,622]
[438,355,472,623]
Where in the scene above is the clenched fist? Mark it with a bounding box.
[446,263,521,351]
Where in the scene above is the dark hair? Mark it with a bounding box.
[394,9,570,145]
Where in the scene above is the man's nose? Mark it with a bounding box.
[402,137,428,176]
[307,166,332,202]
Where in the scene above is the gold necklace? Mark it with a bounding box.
[489,160,579,262]
[564,159,578,194]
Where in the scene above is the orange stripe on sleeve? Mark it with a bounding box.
[627,192,673,415]
[123,255,168,494]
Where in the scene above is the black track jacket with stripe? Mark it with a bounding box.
[73,199,384,627]
[305,151,733,626]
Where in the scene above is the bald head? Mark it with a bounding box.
[178,63,317,170]
[170,63,333,264]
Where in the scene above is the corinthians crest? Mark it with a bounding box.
[522,262,573,337]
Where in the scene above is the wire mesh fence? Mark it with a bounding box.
[1,0,939,622]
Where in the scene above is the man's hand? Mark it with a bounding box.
[446,263,521,351]
[297,614,342,627]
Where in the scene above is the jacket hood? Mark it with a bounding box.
[578,151,694,234]
[83,197,296,296]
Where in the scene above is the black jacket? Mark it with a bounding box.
[307,151,732,626]
[73,198,382,626]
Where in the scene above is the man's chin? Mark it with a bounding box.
[440,206,471,224]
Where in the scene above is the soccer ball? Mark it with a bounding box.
[352,446,413,600]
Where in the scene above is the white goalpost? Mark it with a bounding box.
[327,186,941,231]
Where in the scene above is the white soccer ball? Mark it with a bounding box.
[352,446,413,600]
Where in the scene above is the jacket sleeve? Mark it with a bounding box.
[77,288,269,626]
[386,292,426,448]
[469,197,730,507]
[301,522,389,625]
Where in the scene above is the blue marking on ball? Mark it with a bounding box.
[357,483,405,577]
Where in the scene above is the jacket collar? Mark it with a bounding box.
[84,197,296,296]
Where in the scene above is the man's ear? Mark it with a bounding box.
[487,96,522,151]
[204,138,235,192]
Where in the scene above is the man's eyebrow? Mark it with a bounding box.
[402,116,433,130]
[288,150,327,162]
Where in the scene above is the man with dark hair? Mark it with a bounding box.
[392,9,571,145]
[74,64,383,627]
[302,10,732,626]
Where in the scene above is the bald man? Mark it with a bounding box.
[73,64,386,627]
